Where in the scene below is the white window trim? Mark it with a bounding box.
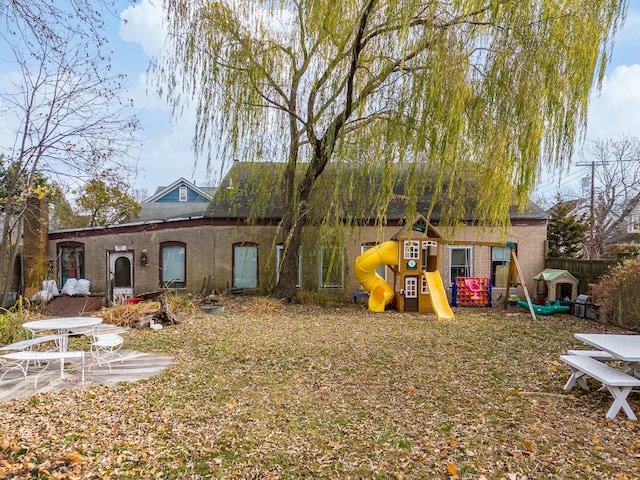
[447,245,473,286]
[276,245,302,287]
[178,186,188,202]
[404,240,420,260]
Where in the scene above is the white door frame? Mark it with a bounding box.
[107,251,134,305]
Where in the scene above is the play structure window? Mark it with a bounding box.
[361,244,386,281]
[421,275,429,294]
[319,247,344,288]
[276,245,302,287]
[448,246,472,284]
[233,243,258,289]
[160,242,186,288]
[404,241,420,260]
[58,243,84,287]
[491,246,513,288]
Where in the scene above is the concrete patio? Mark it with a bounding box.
[0,349,174,402]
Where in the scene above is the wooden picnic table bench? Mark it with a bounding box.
[560,354,640,420]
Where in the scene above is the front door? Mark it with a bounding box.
[108,252,134,305]
[404,276,419,312]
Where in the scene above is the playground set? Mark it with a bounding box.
[353,215,539,320]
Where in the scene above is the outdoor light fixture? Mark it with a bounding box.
[140,249,148,266]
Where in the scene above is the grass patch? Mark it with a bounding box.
[1,300,639,479]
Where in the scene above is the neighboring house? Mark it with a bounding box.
[42,167,549,306]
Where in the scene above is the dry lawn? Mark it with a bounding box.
[1,299,640,479]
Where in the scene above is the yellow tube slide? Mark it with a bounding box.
[353,241,398,312]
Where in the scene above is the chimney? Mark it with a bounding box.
[23,197,50,289]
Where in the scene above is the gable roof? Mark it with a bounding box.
[144,177,215,203]
[206,162,549,223]
[391,215,443,240]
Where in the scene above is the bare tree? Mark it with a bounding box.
[0,11,140,305]
[581,135,640,259]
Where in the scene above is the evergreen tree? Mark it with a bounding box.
[547,199,589,258]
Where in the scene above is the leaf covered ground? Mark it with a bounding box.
[1,299,640,479]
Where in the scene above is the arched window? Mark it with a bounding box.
[233,242,258,289]
[160,241,186,288]
[58,242,84,286]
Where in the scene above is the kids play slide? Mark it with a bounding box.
[353,242,455,320]
[353,241,397,312]
[423,271,455,321]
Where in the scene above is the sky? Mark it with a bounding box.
[3,1,640,200]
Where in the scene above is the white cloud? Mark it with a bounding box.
[119,0,166,57]
[116,1,222,194]
[587,64,640,137]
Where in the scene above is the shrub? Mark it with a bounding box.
[596,257,640,331]
[0,309,31,346]
[296,289,330,307]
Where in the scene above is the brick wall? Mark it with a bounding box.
[48,220,546,303]
[23,198,49,289]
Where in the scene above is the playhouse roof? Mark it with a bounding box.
[391,215,443,240]
[533,269,579,284]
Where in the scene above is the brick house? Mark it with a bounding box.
[43,167,549,306]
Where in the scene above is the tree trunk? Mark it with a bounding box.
[273,207,305,301]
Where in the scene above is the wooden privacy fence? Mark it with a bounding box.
[545,257,621,290]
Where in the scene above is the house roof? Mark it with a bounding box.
[206,161,549,222]
[144,177,215,203]
[605,232,640,245]
[134,202,209,222]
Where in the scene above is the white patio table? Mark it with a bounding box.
[22,316,103,353]
[17,317,103,381]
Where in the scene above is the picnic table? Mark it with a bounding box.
[560,334,640,420]
[574,334,640,364]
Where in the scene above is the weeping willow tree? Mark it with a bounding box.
[155,0,627,300]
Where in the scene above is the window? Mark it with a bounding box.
[492,246,513,288]
[233,243,258,289]
[448,246,472,284]
[276,245,302,287]
[58,243,84,286]
[361,243,386,281]
[403,240,420,260]
[160,242,186,288]
[178,186,188,202]
[319,247,344,288]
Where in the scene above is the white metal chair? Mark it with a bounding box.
[88,332,124,373]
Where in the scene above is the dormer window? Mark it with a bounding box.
[179,186,188,202]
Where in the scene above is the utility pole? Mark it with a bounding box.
[576,160,596,258]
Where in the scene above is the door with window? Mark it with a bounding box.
[404,276,419,312]
[108,252,133,304]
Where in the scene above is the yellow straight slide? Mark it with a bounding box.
[353,241,398,312]
[423,270,455,321]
